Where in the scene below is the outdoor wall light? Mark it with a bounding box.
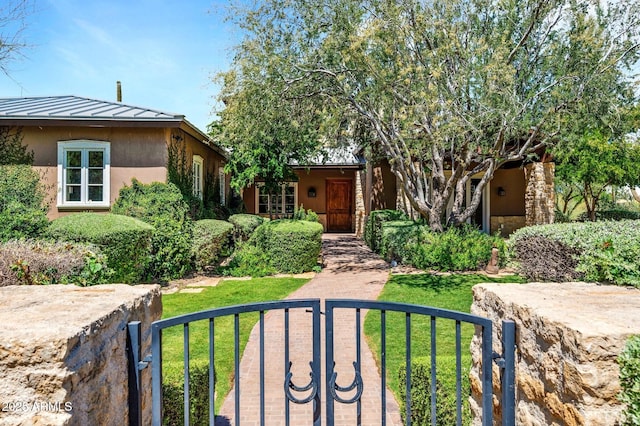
[497,187,506,196]
[308,187,317,198]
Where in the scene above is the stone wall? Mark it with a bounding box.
[490,215,526,236]
[0,284,161,426]
[524,162,555,226]
[470,282,640,425]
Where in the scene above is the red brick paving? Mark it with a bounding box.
[216,234,403,425]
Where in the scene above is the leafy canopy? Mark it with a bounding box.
[218,0,640,230]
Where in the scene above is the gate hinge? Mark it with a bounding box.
[139,354,152,371]
[492,351,506,369]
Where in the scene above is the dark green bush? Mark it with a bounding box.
[192,219,234,270]
[0,165,49,241]
[379,220,421,263]
[619,335,640,425]
[47,213,153,283]
[398,357,469,425]
[225,219,322,276]
[408,225,506,272]
[364,210,408,252]
[228,213,264,242]
[259,220,323,274]
[112,179,194,281]
[0,240,110,286]
[162,364,214,426]
[509,220,640,286]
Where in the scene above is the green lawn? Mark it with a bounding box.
[160,277,310,415]
[364,273,525,423]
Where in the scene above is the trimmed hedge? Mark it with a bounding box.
[0,239,110,286]
[364,209,408,253]
[192,219,234,270]
[380,220,420,263]
[47,213,153,283]
[112,180,194,281]
[162,364,213,425]
[508,220,640,286]
[228,214,264,242]
[227,219,323,276]
[619,335,640,425]
[258,220,323,274]
[0,165,49,241]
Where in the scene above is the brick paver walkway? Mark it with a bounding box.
[216,234,402,425]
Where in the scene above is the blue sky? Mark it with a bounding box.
[0,0,239,132]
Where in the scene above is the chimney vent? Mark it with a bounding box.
[116,81,122,102]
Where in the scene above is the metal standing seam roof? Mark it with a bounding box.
[0,95,184,121]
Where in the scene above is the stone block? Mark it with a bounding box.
[0,284,161,425]
[470,282,640,425]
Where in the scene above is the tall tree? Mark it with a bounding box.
[555,130,640,221]
[218,0,640,231]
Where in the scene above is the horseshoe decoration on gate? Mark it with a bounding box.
[328,361,364,404]
[284,361,318,404]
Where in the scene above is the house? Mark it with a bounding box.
[0,96,228,219]
[240,144,555,235]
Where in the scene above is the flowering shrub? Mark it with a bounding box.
[509,220,640,286]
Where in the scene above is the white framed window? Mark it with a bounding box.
[193,155,203,199]
[255,182,297,215]
[57,141,110,208]
[218,168,226,205]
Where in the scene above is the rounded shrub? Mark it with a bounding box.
[0,165,49,241]
[47,213,153,283]
[112,179,194,281]
[508,220,640,286]
[259,220,323,274]
[192,219,235,270]
[228,213,264,242]
[380,220,420,263]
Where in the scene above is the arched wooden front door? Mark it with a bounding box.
[326,179,352,232]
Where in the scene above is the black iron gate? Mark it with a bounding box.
[128,299,515,426]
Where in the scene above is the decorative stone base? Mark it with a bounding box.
[470,282,640,426]
[0,284,161,425]
[490,216,526,236]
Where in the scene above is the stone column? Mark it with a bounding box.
[524,162,555,226]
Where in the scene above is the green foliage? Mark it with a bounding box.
[398,357,468,425]
[192,219,234,270]
[619,335,640,426]
[260,220,323,273]
[162,364,213,426]
[364,210,408,253]
[0,127,33,165]
[46,213,153,283]
[112,179,194,281]
[292,204,319,222]
[409,225,506,272]
[220,0,640,230]
[554,130,640,221]
[0,165,48,241]
[0,240,110,286]
[509,221,640,286]
[379,220,420,262]
[225,219,323,276]
[577,209,640,222]
[228,213,264,242]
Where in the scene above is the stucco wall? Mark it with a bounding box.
[0,284,161,425]
[470,282,640,426]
